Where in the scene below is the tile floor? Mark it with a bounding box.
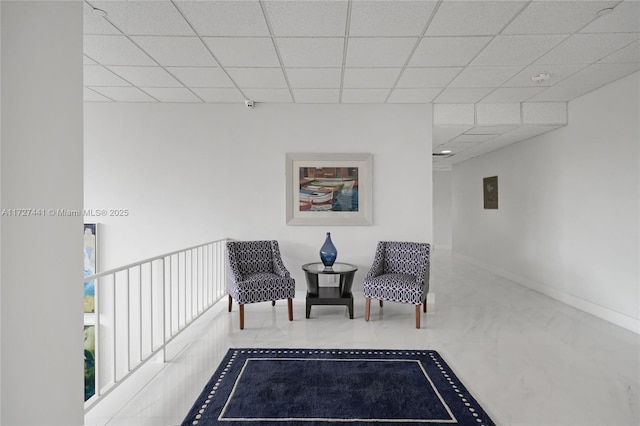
[84,250,639,426]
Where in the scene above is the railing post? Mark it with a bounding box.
[161,257,166,363]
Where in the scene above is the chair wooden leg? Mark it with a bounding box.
[379,300,383,307]
[365,298,371,321]
[228,294,232,312]
[423,298,427,313]
[239,304,245,330]
[415,305,420,329]
[287,298,293,321]
[272,300,276,306]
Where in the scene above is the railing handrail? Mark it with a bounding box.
[84,238,230,281]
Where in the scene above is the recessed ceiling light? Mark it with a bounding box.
[441,150,452,154]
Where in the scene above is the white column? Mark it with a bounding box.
[1,1,84,424]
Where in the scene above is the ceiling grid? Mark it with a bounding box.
[82,0,639,164]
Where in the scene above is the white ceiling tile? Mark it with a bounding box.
[165,67,234,88]
[503,1,619,35]
[91,1,194,36]
[341,89,389,103]
[132,36,217,67]
[471,35,567,66]
[84,35,155,66]
[410,37,492,67]
[433,104,475,125]
[580,0,640,33]
[107,66,182,87]
[191,88,245,103]
[536,33,640,65]
[225,68,287,88]
[84,87,112,102]
[501,125,562,140]
[397,67,462,88]
[449,66,524,88]
[293,89,341,103]
[502,64,587,87]
[528,85,600,101]
[346,38,417,67]
[437,142,480,153]
[600,41,640,64]
[480,87,546,103]
[89,87,157,102]
[433,126,473,145]
[434,87,494,103]
[276,38,344,67]
[84,65,131,86]
[464,126,516,135]
[142,88,201,103]
[343,68,401,88]
[522,102,567,125]
[83,3,119,35]
[349,1,438,36]
[387,88,441,103]
[204,38,280,67]
[286,68,342,88]
[452,134,496,143]
[426,1,527,36]
[476,103,521,125]
[177,1,270,36]
[557,62,640,87]
[264,1,348,36]
[243,89,293,103]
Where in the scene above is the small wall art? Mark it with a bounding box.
[483,176,498,209]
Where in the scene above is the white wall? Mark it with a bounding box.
[452,72,640,333]
[1,2,84,424]
[433,169,452,250]
[84,103,433,288]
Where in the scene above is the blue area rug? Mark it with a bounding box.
[182,349,494,426]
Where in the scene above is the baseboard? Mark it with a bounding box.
[452,252,640,335]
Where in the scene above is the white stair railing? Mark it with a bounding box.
[84,238,228,411]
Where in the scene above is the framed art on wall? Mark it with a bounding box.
[84,223,97,313]
[286,153,372,225]
[483,176,498,209]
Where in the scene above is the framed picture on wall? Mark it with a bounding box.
[286,153,373,225]
[84,223,97,313]
[483,176,498,209]
[84,325,96,401]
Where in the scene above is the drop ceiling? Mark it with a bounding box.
[83,0,640,164]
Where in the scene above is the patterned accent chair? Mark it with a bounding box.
[226,240,296,330]
[363,241,431,329]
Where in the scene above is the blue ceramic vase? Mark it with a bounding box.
[320,232,337,267]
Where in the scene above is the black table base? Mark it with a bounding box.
[303,263,357,320]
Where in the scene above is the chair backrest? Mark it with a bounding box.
[226,240,276,275]
[380,241,430,277]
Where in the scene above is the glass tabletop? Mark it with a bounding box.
[302,262,358,274]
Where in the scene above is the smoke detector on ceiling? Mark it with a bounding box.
[531,72,551,83]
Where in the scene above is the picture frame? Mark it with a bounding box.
[84,223,97,313]
[286,153,373,226]
[483,176,498,209]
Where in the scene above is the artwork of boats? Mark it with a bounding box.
[299,180,358,211]
[298,167,359,212]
